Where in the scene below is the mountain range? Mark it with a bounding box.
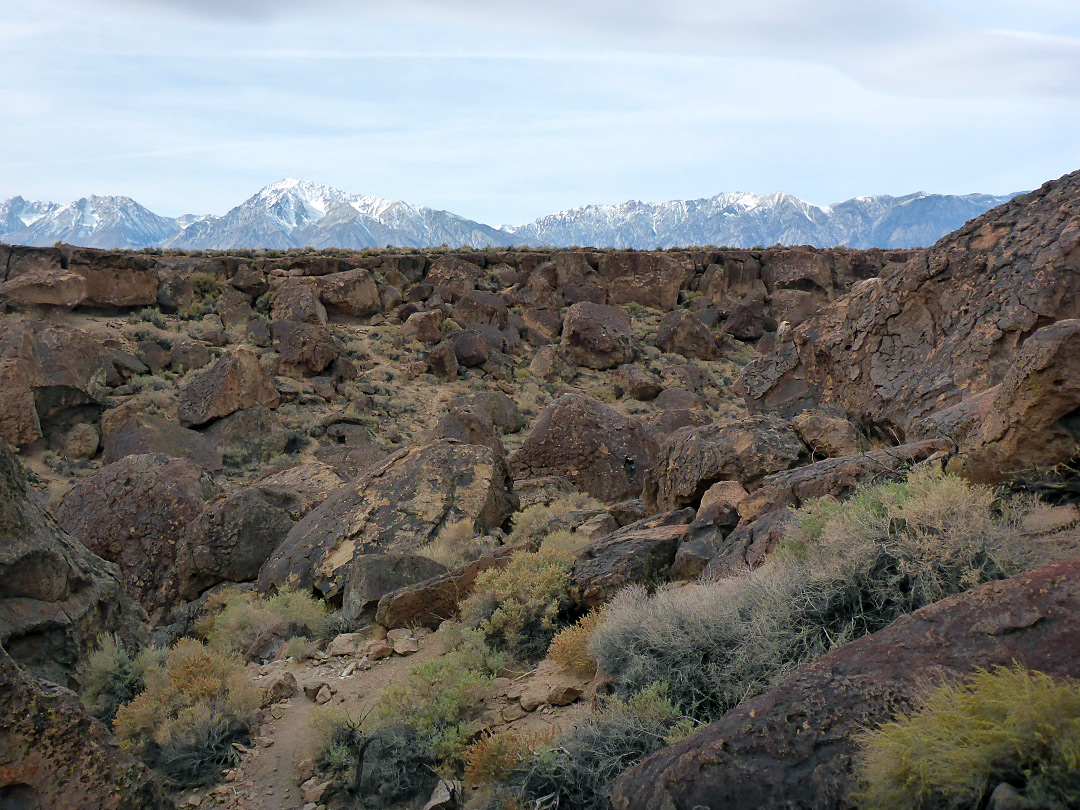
[0,179,1018,252]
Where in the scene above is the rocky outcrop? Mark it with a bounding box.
[738,170,1080,481]
[252,461,345,519]
[101,411,223,470]
[573,520,690,608]
[55,454,218,622]
[258,440,517,605]
[178,346,280,426]
[510,393,658,502]
[561,302,636,370]
[644,415,807,512]
[0,646,172,810]
[612,555,1080,810]
[0,442,144,686]
[598,252,693,311]
[655,310,720,360]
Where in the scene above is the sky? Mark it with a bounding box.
[3,0,1080,226]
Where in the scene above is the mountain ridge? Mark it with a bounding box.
[0,179,1020,252]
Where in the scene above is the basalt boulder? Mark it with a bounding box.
[258,440,517,606]
[561,301,636,370]
[178,346,280,427]
[101,411,223,470]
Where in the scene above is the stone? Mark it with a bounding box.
[644,415,807,512]
[251,461,345,519]
[0,646,171,810]
[427,340,458,380]
[271,320,340,376]
[615,364,662,401]
[656,309,720,359]
[529,344,578,382]
[262,670,298,705]
[271,281,328,324]
[344,553,448,622]
[386,628,420,655]
[422,779,463,810]
[724,294,768,341]
[452,329,490,367]
[653,387,704,411]
[573,521,689,609]
[790,409,864,458]
[0,443,145,686]
[259,440,517,606]
[65,248,159,307]
[315,268,381,317]
[55,453,218,622]
[598,251,692,311]
[60,422,99,459]
[203,404,292,468]
[423,404,505,457]
[366,639,393,660]
[303,679,330,702]
[168,340,212,373]
[510,393,658,502]
[401,310,445,344]
[612,556,1080,810]
[177,488,295,600]
[102,412,223,470]
[178,346,280,427]
[447,391,524,434]
[327,632,374,657]
[0,267,87,309]
[453,290,510,329]
[561,301,636,370]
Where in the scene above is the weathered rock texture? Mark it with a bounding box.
[178,346,280,426]
[0,646,172,810]
[509,393,658,502]
[258,440,517,605]
[612,555,1080,810]
[738,169,1080,481]
[0,442,144,686]
[55,454,218,622]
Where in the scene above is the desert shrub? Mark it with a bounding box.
[507,493,604,549]
[459,551,575,662]
[854,665,1080,810]
[319,721,437,809]
[190,272,220,300]
[114,639,260,786]
[592,468,1048,721]
[548,611,602,679]
[136,308,167,329]
[198,587,328,661]
[464,728,555,785]
[416,521,499,570]
[538,528,590,556]
[282,635,316,661]
[488,683,697,810]
[79,634,162,728]
[370,628,505,762]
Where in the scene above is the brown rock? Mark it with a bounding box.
[271,320,340,376]
[561,301,636,370]
[0,646,171,810]
[522,307,563,340]
[598,252,692,311]
[315,268,381,317]
[253,461,346,520]
[573,521,688,608]
[427,340,459,380]
[60,422,99,459]
[344,553,448,622]
[529,344,578,382]
[168,340,212,373]
[102,412,222,470]
[447,391,524,434]
[510,393,658,502]
[401,310,446,344]
[66,248,159,307]
[723,294,769,341]
[612,556,1080,810]
[55,453,218,622]
[0,267,87,309]
[453,290,510,329]
[203,404,291,468]
[178,346,280,427]
[426,256,480,303]
[270,281,328,324]
[656,310,720,360]
[262,670,298,705]
[790,409,864,458]
[423,404,505,457]
[453,329,490,367]
[615,364,662,401]
[258,440,517,605]
[644,415,807,512]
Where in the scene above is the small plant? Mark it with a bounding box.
[507,493,604,549]
[538,528,589,556]
[113,639,260,786]
[415,520,498,570]
[79,633,161,728]
[190,271,221,300]
[464,728,555,785]
[854,665,1080,810]
[548,611,602,679]
[137,308,167,329]
[459,551,575,662]
[197,587,328,662]
[282,635,316,661]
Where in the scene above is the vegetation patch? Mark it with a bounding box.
[506,493,604,549]
[79,633,161,729]
[854,665,1080,810]
[195,587,328,662]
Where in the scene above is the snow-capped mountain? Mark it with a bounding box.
[501,190,1017,250]
[0,180,1018,252]
[1,195,181,250]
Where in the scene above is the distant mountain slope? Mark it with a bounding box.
[0,180,1019,251]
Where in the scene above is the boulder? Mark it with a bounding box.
[0,646,171,810]
[656,310,720,360]
[0,442,145,686]
[615,364,663,401]
[699,507,797,580]
[401,310,446,344]
[597,252,692,311]
[723,295,769,341]
[270,281,328,324]
[572,521,689,608]
[529,344,577,382]
[59,423,99,459]
[177,489,295,600]
[613,556,1080,810]
[101,412,223,470]
[790,409,864,458]
[253,461,345,521]
[510,393,658,502]
[258,440,517,605]
[0,267,87,309]
[344,553,448,622]
[203,404,292,468]
[178,346,280,427]
[447,391,524,434]
[644,415,807,512]
[427,341,459,380]
[66,249,159,307]
[314,268,381,317]
[561,301,636,370]
[453,290,510,329]
[426,256,479,303]
[168,340,212,373]
[55,454,218,622]
[271,319,340,376]
[453,329,490,367]
[423,404,505,457]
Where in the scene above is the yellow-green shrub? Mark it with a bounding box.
[855,665,1080,810]
[460,551,575,662]
[79,633,162,728]
[199,587,327,661]
[548,611,602,679]
[507,493,603,549]
[464,728,555,785]
[114,639,260,785]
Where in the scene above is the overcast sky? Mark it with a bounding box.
[4,0,1080,225]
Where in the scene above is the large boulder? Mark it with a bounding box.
[55,454,218,622]
[253,461,346,520]
[612,556,1080,810]
[656,310,720,360]
[0,443,145,686]
[177,489,295,600]
[572,520,690,609]
[270,319,340,376]
[644,415,807,512]
[66,248,159,307]
[0,646,172,810]
[738,171,1080,460]
[0,267,87,309]
[177,346,280,426]
[314,268,381,317]
[258,440,517,605]
[509,393,658,502]
[203,404,292,468]
[101,411,223,470]
[597,252,693,311]
[561,301,636,370]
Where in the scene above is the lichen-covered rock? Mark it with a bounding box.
[561,301,636,370]
[178,346,280,426]
[270,319,340,376]
[258,440,517,605]
[253,461,346,520]
[203,404,292,468]
[790,409,865,458]
[612,556,1080,810]
[529,344,578,382]
[644,415,807,512]
[597,252,692,311]
[0,267,88,309]
[0,646,172,810]
[55,454,218,622]
[509,393,658,502]
[0,442,145,686]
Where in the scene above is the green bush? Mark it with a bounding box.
[114,639,260,786]
[854,665,1080,810]
[459,551,575,662]
[507,493,604,549]
[79,634,162,728]
[198,587,328,662]
[591,468,1050,721]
